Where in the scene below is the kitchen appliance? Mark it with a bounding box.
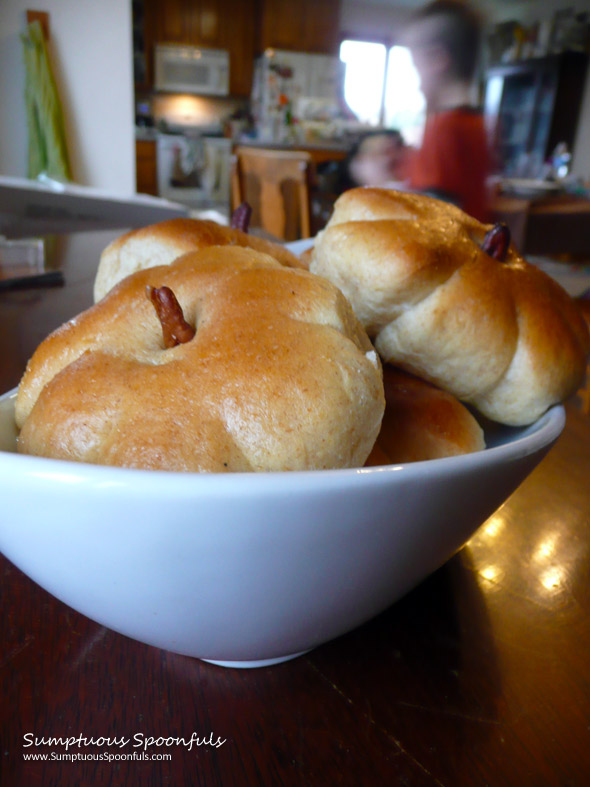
[155,44,229,96]
[157,133,232,210]
[251,49,346,141]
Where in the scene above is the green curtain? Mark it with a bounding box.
[21,20,73,181]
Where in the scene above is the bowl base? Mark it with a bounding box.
[201,649,310,668]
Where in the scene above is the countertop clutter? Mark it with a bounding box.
[1,229,590,785]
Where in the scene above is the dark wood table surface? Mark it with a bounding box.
[492,192,590,258]
[2,230,590,786]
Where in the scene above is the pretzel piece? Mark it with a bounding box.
[147,285,195,348]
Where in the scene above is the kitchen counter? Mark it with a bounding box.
[236,136,350,151]
[134,125,158,141]
[234,138,351,165]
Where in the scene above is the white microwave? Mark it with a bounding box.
[154,45,229,96]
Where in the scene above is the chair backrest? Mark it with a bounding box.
[231,146,313,241]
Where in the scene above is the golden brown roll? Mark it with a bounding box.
[310,188,590,425]
[93,217,305,302]
[366,365,485,465]
[17,246,385,472]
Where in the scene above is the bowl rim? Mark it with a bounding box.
[0,387,565,495]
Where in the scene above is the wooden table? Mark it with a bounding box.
[492,192,590,257]
[2,230,590,786]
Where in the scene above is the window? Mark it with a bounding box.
[340,40,387,126]
[340,39,426,145]
[384,46,425,146]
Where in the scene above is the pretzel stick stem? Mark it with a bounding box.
[147,285,196,348]
[230,201,252,233]
[482,223,510,262]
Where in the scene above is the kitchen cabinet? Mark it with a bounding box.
[258,0,341,55]
[153,0,189,44]
[223,0,256,97]
[135,139,158,196]
[154,0,222,47]
[484,51,588,177]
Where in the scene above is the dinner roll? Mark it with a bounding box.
[17,246,384,472]
[94,217,305,302]
[366,365,485,465]
[310,188,590,425]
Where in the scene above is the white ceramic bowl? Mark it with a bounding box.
[0,388,564,667]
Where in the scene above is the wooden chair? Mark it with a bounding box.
[231,146,314,241]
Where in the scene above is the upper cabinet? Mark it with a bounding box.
[154,0,226,47]
[153,0,187,44]
[258,0,342,54]
[223,0,257,97]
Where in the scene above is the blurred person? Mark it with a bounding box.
[321,129,408,198]
[347,129,408,188]
[313,129,409,229]
[404,0,492,221]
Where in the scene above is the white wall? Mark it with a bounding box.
[340,1,411,43]
[0,0,135,194]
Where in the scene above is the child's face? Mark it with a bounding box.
[405,18,451,102]
[349,135,405,187]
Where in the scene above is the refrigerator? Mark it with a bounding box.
[251,49,347,142]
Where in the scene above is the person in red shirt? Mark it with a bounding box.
[404,0,492,222]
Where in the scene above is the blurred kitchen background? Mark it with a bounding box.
[1,0,590,230]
